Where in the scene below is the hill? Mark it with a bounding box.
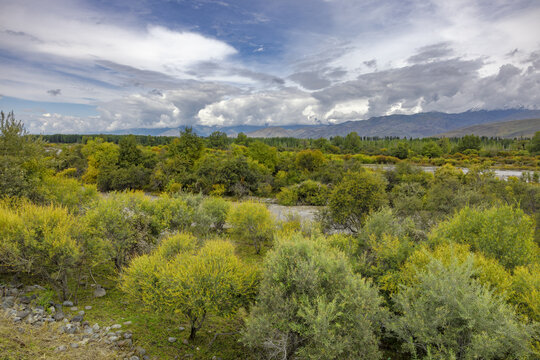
[246,109,540,138]
[436,118,540,138]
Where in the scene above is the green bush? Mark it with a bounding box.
[276,187,299,206]
[390,256,533,360]
[242,234,387,359]
[0,200,80,299]
[200,196,230,232]
[430,205,539,269]
[327,170,387,232]
[121,235,258,340]
[227,201,275,254]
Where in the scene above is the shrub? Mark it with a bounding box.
[390,256,534,359]
[327,170,387,232]
[511,264,540,322]
[276,187,299,206]
[429,205,539,268]
[227,202,274,254]
[296,180,328,206]
[242,234,387,359]
[121,236,257,340]
[200,196,230,232]
[0,200,80,299]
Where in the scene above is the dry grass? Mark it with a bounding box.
[0,313,123,360]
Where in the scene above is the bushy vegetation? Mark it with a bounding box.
[1,113,539,359]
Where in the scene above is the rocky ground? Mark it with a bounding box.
[1,283,150,360]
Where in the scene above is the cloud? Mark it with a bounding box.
[0,1,237,78]
[407,43,453,64]
[47,89,61,96]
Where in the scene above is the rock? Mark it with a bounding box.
[108,335,119,342]
[196,347,199,351]
[93,286,106,298]
[182,339,189,345]
[53,311,65,321]
[168,337,177,343]
[16,310,30,319]
[92,323,100,331]
[48,306,55,313]
[78,310,85,316]
[123,320,132,325]
[85,306,92,310]
[19,296,31,304]
[55,345,67,352]
[143,356,150,360]
[130,357,140,360]
[83,327,94,335]
[135,346,146,356]
[63,324,78,334]
[111,324,122,329]
[71,314,84,323]
[17,327,24,334]
[123,332,132,339]
[70,306,78,311]
[70,343,79,349]
[62,301,74,307]
[178,326,185,331]
[117,339,132,348]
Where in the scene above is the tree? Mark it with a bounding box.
[391,141,411,159]
[390,256,533,360]
[530,131,540,154]
[247,141,278,172]
[295,149,325,172]
[0,200,81,300]
[327,170,388,232]
[456,134,481,152]
[206,131,229,149]
[227,202,274,254]
[421,141,443,158]
[118,135,142,167]
[429,205,538,269]
[0,111,45,199]
[242,234,387,359]
[121,235,257,340]
[168,127,204,168]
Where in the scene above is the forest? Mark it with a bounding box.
[1,110,540,359]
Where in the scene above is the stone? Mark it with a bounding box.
[62,301,73,307]
[178,326,185,331]
[92,323,100,331]
[93,286,106,298]
[135,346,146,356]
[182,339,189,345]
[70,306,78,311]
[117,339,132,347]
[168,337,177,343]
[83,327,94,335]
[123,332,132,339]
[111,324,122,329]
[53,311,65,321]
[16,310,30,319]
[84,306,92,310]
[70,343,79,349]
[48,306,56,313]
[78,310,85,316]
[108,335,119,342]
[130,357,140,360]
[19,296,31,304]
[71,314,84,323]
[123,320,132,325]
[55,345,67,352]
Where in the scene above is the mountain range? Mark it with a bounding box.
[104,109,540,138]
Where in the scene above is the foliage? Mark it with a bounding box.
[429,205,539,268]
[200,196,230,232]
[457,134,482,152]
[390,256,534,360]
[295,149,325,172]
[121,236,258,340]
[0,200,80,299]
[0,111,46,199]
[242,234,387,360]
[327,170,388,232]
[227,201,274,254]
[510,264,540,322]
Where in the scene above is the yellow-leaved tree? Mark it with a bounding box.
[121,233,258,340]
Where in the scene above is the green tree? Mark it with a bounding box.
[227,202,274,254]
[121,235,257,340]
[456,134,481,152]
[242,234,387,360]
[0,111,46,199]
[118,135,142,167]
[530,131,540,154]
[169,127,204,168]
[247,141,278,172]
[206,131,229,149]
[295,149,325,172]
[421,141,443,158]
[390,256,533,360]
[327,170,388,232]
[430,205,539,269]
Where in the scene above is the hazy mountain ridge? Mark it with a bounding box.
[436,118,540,138]
[102,109,540,138]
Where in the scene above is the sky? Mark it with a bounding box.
[0,0,539,134]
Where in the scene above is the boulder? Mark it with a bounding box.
[93,286,106,298]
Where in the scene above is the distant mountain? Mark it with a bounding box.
[246,109,540,138]
[436,118,540,138]
[101,109,540,138]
